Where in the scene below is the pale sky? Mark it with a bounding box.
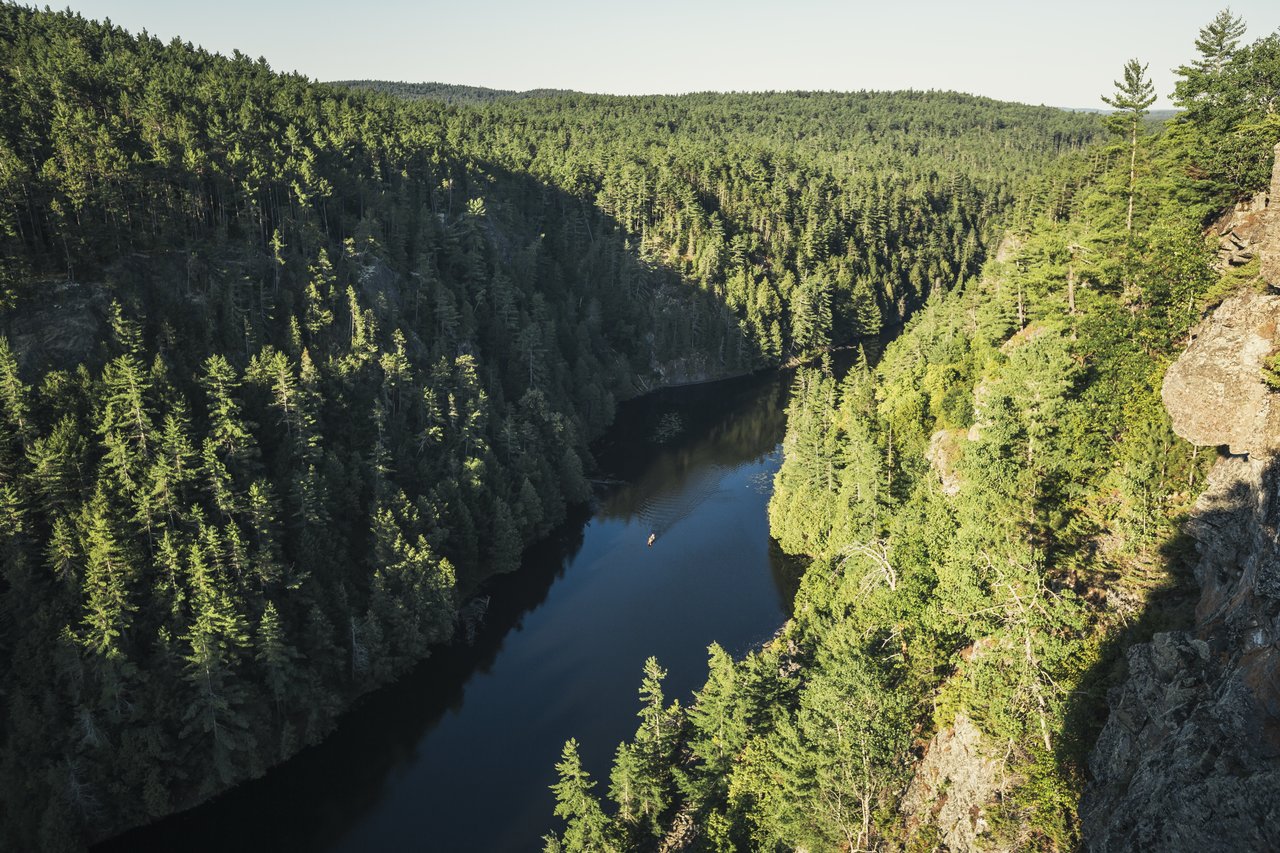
[56,1,1280,109]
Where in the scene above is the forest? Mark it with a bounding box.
[0,5,1110,850]
[543,11,1280,852]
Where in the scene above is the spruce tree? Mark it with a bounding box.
[549,739,614,853]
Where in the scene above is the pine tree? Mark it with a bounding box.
[304,249,336,337]
[202,353,255,453]
[147,399,198,526]
[490,498,523,574]
[26,414,85,516]
[1174,8,1247,110]
[625,657,682,835]
[255,601,298,715]
[1101,59,1156,236]
[607,741,644,826]
[686,643,746,797]
[98,354,154,497]
[180,542,253,784]
[0,336,32,464]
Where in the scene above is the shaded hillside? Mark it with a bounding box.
[542,11,1280,852]
[0,6,1099,851]
[1084,177,1280,850]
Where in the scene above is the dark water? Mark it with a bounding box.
[98,369,801,853]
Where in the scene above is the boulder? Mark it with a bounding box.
[1211,191,1267,269]
[1161,289,1280,456]
[926,428,965,495]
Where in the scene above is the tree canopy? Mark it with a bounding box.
[0,5,1102,850]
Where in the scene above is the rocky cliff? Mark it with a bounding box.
[1263,142,1280,287]
[902,713,1007,850]
[1081,147,1280,850]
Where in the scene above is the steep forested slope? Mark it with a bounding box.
[407,88,1101,362]
[544,12,1280,853]
[0,5,1102,851]
[0,10,721,849]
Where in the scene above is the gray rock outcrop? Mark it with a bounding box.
[926,428,965,495]
[1215,142,1280,283]
[902,713,1007,852]
[1263,142,1280,287]
[1212,190,1269,269]
[1082,452,1280,851]
[1160,289,1280,456]
[1084,284,1280,849]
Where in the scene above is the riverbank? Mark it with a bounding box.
[97,367,802,852]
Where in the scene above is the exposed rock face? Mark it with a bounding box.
[1263,142,1280,287]
[926,428,965,495]
[902,713,1007,852]
[1084,286,1280,850]
[1082,453,1280,851]
[1212,191,1269,270]
[1084,630,1280,851]
[994,232,1024,264]
[1160,289,1280,456]
[1214,143,1280,282]
[2,279,106,372]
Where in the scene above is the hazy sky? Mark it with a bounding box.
[59,1,1279,109]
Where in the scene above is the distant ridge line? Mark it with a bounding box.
[331,80,1153,115]
[328,80,581,104]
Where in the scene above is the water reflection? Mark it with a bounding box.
[97,368,801,853]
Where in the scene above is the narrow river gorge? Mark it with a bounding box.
[98,368,804,852]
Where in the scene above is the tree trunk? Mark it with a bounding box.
[1126,120,1138,236]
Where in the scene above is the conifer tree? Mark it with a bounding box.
[200,355,257,470]
[1173,8,1247,119]
[79,487,137,660]
[686,643,747,796]
[255,601,298,714]
[1101,59,1156,236]
[0,336,32,462]
[548,739,614,853]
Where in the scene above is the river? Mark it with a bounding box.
[97,368,802,852]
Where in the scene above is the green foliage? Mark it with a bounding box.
[1170,9,1280,199]
[1262,351,1280,390]
[1101,59,1157,129]
[0,5,1097,846]
[607,657,684,841]
[548,739,616,853]
[4,2,1267,849]
[1102,58,1157,237]
[549,11,1268,848]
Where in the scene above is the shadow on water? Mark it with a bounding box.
[94,505,595,853]
[97,366,805,853]
[596,372,790,533]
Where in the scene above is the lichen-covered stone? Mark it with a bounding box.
[926,428,965,495]
[902,713,1008,852]
[1160,289,1280,456]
